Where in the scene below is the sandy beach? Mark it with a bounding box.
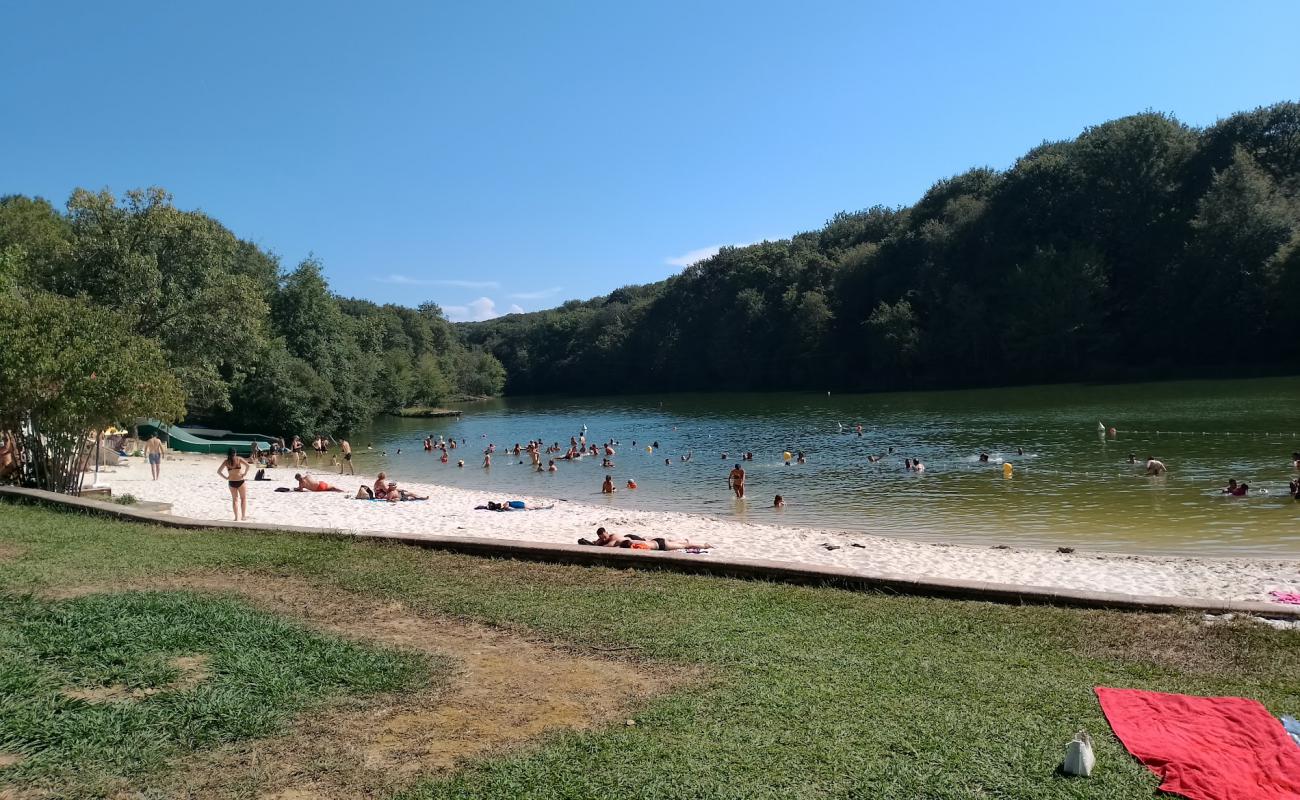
[90,453,1300,606]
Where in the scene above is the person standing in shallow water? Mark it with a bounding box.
[728,463,746,499]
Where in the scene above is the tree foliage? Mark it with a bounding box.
[464,103,1300,393]
[0,291,185,492]
[0,190,505,442]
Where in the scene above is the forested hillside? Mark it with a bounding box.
[0,189,505,434]
[463,104,1300,395]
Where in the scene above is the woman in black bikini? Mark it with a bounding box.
[217,446,252,521]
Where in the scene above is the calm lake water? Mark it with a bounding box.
[348,378,1300,556]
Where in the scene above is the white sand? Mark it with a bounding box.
[92,454,1300,605]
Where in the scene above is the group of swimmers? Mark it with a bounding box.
[1218,452,1300,499]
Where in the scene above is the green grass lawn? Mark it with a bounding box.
[1,500,1298,799]
[0,588,437,798]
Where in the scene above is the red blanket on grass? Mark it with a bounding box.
[1096,687,1300,800]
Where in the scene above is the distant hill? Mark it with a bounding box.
[461,103,1300,396]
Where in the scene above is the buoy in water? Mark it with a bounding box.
[1003,462,1014,478]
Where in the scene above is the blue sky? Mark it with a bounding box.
[2,1,1298,320]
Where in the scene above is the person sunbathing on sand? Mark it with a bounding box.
[577,527,714,550]
[294,473,342,492]
[480,500,553,511]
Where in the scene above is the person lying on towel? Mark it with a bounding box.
[577,527,713,551]
[294,473,343,492]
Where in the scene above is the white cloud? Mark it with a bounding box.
[665,241,762,268]
[508,286,563,300]
[381,274,501,289]
[443,296,513,322]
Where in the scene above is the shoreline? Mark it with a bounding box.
[88,454,1300,607]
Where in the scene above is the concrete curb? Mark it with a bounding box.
[3,485,1298,620]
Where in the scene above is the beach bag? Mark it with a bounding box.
[1063,730,1096,777]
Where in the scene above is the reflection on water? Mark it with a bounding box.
[346,377,1300,557]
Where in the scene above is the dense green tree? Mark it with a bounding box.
[0,190,506,443]
[1177,148,1296,357]
[0,291,185,492]
[464,102,1300,395]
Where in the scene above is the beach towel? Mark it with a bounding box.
[1269,591,1300,605]
[1095,687,1300,800]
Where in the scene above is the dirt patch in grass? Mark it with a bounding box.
[1067,608,1277,676]
[0,754,24,769]
[61,654,212,703]
[0,543,26,562]
[45,573,691,799]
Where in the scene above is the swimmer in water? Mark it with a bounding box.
[1222,479,1248,496]
[978,452,990,463]
[773,494,785,508]
[1128,453,1137,464]
[1145,457,1167,476]
[602,474,616,494]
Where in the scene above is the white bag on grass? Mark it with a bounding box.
[1063,730,1096,777]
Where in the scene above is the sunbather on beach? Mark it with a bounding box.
[294,473,342,492]
[621,536,714,551]
[579,527,627,547]
[480,500,553,511]
[578,527,714,550]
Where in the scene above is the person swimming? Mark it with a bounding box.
[773,494,785,508]
[1222,479,1248,496]
[602,475,616,493]
[1145,457,1167,476]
